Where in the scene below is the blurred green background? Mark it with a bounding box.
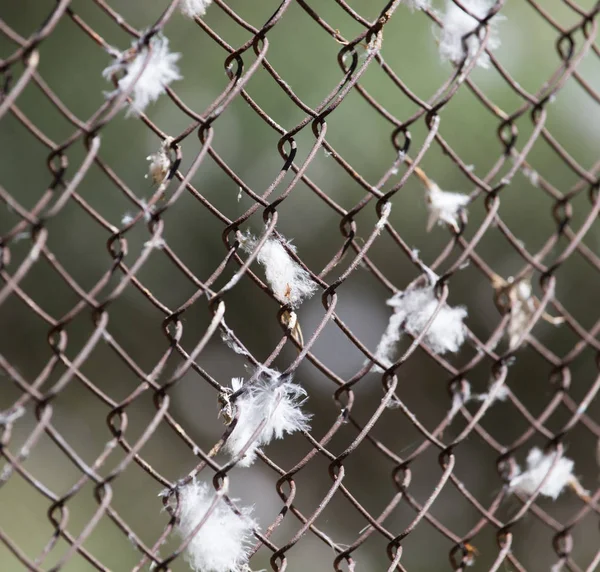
[1,0,599,570]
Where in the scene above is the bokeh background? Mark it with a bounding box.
[1,0,599,570]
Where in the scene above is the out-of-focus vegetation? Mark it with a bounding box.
[1,1,599,570]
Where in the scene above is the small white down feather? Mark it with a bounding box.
[103,34,181,116]
[176,480,257,572]
[224,373,311,467]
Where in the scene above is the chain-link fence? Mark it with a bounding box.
[1,1,599,570]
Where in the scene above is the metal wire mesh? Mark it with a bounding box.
[1,0,600,570]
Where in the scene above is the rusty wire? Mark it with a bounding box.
[0,0,600,570]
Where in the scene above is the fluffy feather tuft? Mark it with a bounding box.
[242,234,317,308]
[180,0,213,18]
[373,285,467,370]
[438,0,502,69]
[371,312,404,372]
[387,286,468,353]
[425,182,469,231]
[177,480,257,572]
[103,34,181,117]
[404,0,431,10]
[224,373,311,466]
[509,447,586,500]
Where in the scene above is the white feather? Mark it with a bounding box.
[404,0,431,10]
[180,0,213,18]
[242,234,316,308]
[509,447,585,500]
[224,373,311,467]
[103,34,181,117]
[425,182,469,232]
[372,312,404,373]
[121,213,134,226]
[448,379,509,420]
[387,286,468,353]
[177,480,257,572]
[373,285,467,370]
[438,0,502,69]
